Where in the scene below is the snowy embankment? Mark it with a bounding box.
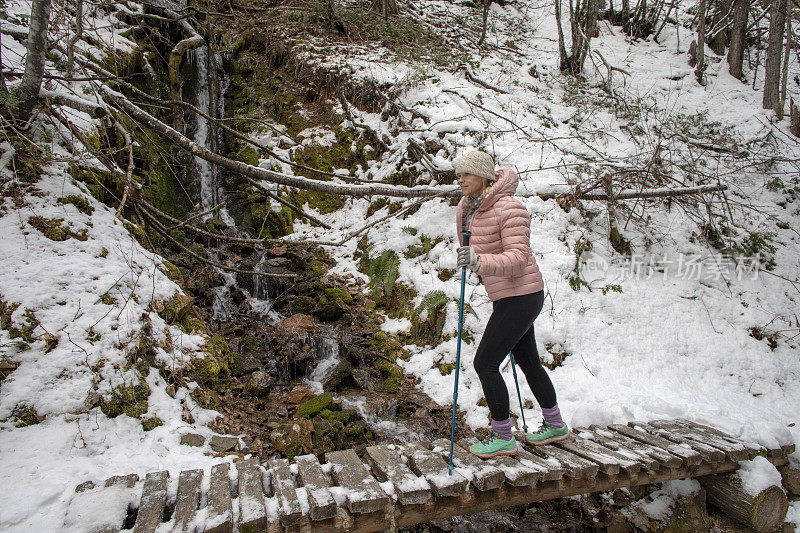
[0,2,227,531]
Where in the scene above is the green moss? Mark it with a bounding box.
[252,205,294,239]
[99,293,117,306]
[297,393,333,417]
[344,422,366,438]
[69,164,122,207]
[98,248,109,258]
[307,260,327,278]
[141,417,163,431]
[192,355,222,384]
[100,380,150,419]
[438,268,455,281]
[58,195,94,215]
[318,408,353,424]
[28,216,70,241]
[292,295,315,314]
[439,362,456,376]
[477,398,488,407]
[366,198,390,218]
[324,288,352,304]
[236,145,260,166]
[190,388,220,409]
[290,188,343,216]
[378,360,402,392]
[158,260,183,284]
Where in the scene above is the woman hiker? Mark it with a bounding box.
[454,150,569,459]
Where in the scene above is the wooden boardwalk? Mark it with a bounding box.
[65,419,795,533]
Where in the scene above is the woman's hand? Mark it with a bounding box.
[457,246,480,272]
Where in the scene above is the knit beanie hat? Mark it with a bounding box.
[454,151,496,181]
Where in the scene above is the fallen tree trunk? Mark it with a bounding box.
[698,472,788,532]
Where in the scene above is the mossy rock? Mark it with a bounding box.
[292,295,315,314]
[296,393,333,418]
[314,298,348,321]
[100,381,150,419]
[236,145,260,166]
[318,408,353,425]
[69,164,123,208]
[307,260,327,278]
[324,288,352,304]
[190,388,220,409]
[158,260,184,284]
[28,216,71,241]
[155,293,195,325]
[378,361,403,392]
[192,355,222,384]
[269,418,314,459]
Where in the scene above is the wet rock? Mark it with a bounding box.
[275,313,319,333]
[321,359,352,391]
[266,257,291,269]
[314,299,348,321]
[296,393,333,417]
[378,399,398,420]
[267,245,287,257]
[231,352,262,377]
[209,434,240,453]
[246,371,275,397]
[184,267,223,300]
[287,385,315,404]
[351,368,374,390]
[180,433,206,447]
[269,419,314,459]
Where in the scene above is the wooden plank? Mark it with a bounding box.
[589,425,679,469]
[267,457,303,526]
[65,474,139,533]
[524,442,600,479]
[402,442,469,497]
[132,470,168,533]
[365,445,431,505]
[430,438,504,491]
[610,424,702,465]
[455,439,539,487]
[635,422,726,462]
[583,428,660,472]
[238,458,267,533]
[173,469,203,532]
[295,454,337,521]
[515,447,564,481]
[206,463,233,533]
[558,433,641,475]
[325,449,390,514]
[667,419,759,461]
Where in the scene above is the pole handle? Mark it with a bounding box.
[462,231,471,246]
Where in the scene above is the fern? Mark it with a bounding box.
[413,290,449,318]
[368,250,400,303]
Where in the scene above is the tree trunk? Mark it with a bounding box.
[477,0,492,47]
[778,0,791,118]
[695,0,709,84]
[762,0,787,111]
[370,0,398,17]
[708,0,731,54]
[727,0,748,79]
[14,0,52,121]
[698,472,788,533]
[791,99,800,137]
[555,0,569,67]
[66,0,83,78]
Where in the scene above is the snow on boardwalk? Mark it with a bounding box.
[63,419,794,532]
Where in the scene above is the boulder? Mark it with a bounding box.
[246,371,275,397]
[287,385,315,404]
[231,352,262,377]
[269,419,314,458]
[275,314,318,333]
[180,433,205,447]
[209,434,240,453]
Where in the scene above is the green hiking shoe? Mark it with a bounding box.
[468,431,518,459]
[525,421,570,446]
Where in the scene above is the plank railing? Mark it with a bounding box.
[64,419,795,533]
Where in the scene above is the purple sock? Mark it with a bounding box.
[491,418,513,440]
[542,405,564,428]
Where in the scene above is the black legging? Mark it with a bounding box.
[473,291,557,421]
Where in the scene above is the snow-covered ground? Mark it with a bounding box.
[0,0,798,530]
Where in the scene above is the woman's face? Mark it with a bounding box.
[458,173,487,197]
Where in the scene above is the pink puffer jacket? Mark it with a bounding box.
[456,168,544,301]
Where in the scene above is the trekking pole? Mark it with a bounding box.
[508,353,529,432]
[448,230,471,475]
